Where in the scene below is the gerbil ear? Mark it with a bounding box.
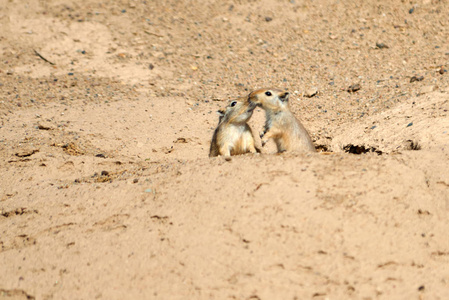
[279,92,289,102]
[216,109,225,116]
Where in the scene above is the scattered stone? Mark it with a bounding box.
[133,178,139,184]
[149,63,154,70]
[60,142,84,156]
[304,87,318,98]
[347,84,361,93]
[15,149,39,157]
[410,75,424,83]
[162,146,174,154]
[409,7,414,14]
[174,137,188,143]
[376,42,389,49]
[439,66,445,75]
[265,17,273,22]
[95,153,106,158]
[407,122,413,127]
[101,170,109,176]
[419,85,437,95]
[37,121,54,130]
[404,140,421,150]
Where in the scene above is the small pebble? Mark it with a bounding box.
[101,170,109,176]
[149,63,154,70]
[68,72,74,76]
[37,121,53,130]
[376,42,389,49]
[347,84,361,93]
[410,75,424,83]
[439,66,445,75]
[407,122,413,127]
[304,87,318,98]
[409,7,414,14]
[133,178,139,184]
[15,149,39,157]
[265,17,273,22]
[144,188,152,193]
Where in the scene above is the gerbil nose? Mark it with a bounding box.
[281,92,289,98]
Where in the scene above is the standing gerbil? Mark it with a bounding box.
[248,88,316,153]
[209,98,259,158]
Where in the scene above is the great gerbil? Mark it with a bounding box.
[248,88,316,153]
[209,98,258,158]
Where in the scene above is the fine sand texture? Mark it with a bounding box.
[1,0,449,299]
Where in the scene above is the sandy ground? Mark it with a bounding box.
[1,0,449,299]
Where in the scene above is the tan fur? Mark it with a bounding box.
[209,98,258,158]
[248,88,316,153]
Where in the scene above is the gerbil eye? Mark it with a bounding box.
[265,91,272,96]
[230,101,237,107]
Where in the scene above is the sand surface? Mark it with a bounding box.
[1,0,449,299]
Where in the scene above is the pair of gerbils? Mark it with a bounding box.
[209,88,316,158]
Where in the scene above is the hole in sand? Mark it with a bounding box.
[343,144,383,155]
[315,144,330,152]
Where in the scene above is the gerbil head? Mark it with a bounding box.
[248,88,289,111]
[219,98,256,124]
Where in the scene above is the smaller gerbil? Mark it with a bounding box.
[209,98,259,158]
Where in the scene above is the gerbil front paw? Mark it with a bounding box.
[261,139,268,147]
[259,131,265,139]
